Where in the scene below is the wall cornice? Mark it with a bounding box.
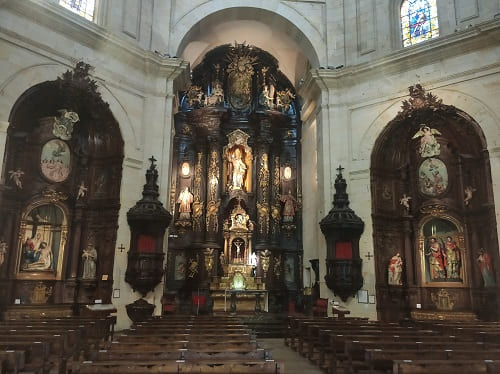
[308,18,500,92]
[1,0,190,92]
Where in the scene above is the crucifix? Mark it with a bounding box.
[365,252,374,261]
[118,244,125,253]
[336,165,344,176]
[149,155,157,166]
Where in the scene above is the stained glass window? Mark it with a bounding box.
[401,0,439,47]
[59,0,96,22]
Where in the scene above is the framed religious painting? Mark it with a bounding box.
[16,202,68,280]
[418,216,467,287]
[418,158,448,197]
[40,139,71,183]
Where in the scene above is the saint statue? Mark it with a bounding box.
[279,190,298,222]
[82,244,97,279]
[388,253,403,285]
[425,237,446,280]
[445,236,461,279]
[477,249,495,287]
[177,187,194,219]
[0,239,7,266]
[230,148,247,190]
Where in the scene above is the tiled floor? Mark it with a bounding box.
[260,338,324,374]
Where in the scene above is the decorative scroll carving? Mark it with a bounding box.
[420,204,448,216]
[204,248,215,273]
[396,84,446,120]
[194,152,203,199]
[208,150,219,201]
[206,200,221,232]
[30,282,53,304]
[192,199,204,232]
[260,250,271,274]
[431,289,457,310]
[258,153,270,201]
[226,43,257,111]
[257,202,270,235]
[41,187,69,203]
[52,109,79,140]
[274,255,282,279]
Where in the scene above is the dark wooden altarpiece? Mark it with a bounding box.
[372,85,500,321]
[0,63,123,318]
[165,44,303,312]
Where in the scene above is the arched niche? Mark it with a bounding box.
[0,63,124,314]
[371,85,499,322]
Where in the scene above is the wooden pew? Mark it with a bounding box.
[392,359,500,374]
[364,348,500,373]
[0,350,25,374]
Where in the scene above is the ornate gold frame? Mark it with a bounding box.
[15,199,69,280]
[418,214,468,288]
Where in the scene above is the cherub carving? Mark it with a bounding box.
[9,169,24,189]
[464,186,476,206]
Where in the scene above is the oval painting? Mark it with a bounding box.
[40,139,71,183]
[418,158,448,197]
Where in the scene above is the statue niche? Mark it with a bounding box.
[223,130,252,193]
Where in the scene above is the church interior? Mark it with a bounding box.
[1,0,500,372]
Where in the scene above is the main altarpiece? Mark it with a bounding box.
[165,44,303,312]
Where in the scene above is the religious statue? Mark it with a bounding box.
[279,191,298,223]
[233,239,245,261]
[26,241,53,270]
[445,236,461,279]
[425,237,446,280]
[249,252,257,267]
[0,239,7,266]
[464,185,476,206]
[230,148,247,190]
[399,194,411,215]
[177,187,194,219]
[205,81,224,106]
[82,244,97,279]
[187,257,199,278]
[77,181,88,199]
[477,249,495,287]
[388,253,403,285]
[204,248,214,273]
[8,169,24,189]
[258,85,274,109]
[412,125,442,158]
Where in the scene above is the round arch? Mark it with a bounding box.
[0,63,139,159]
[170,2,323,85]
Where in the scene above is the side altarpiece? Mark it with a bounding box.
[0,63,123,317]
[372,85,500,321]
[165,43,303,312]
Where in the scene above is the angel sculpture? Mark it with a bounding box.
[8,169,24,189]
[464,186,477,206]
[412,125,442,157]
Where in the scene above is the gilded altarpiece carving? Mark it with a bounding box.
[166,43,302,312]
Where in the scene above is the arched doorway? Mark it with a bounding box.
[371,85,499,322]
[0,63,123,316]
